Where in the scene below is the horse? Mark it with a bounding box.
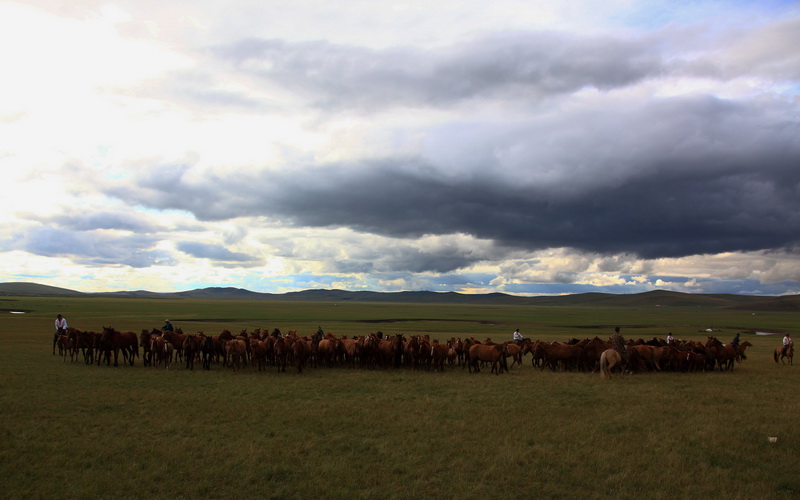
[249,339,268,372]
[735,340,753,363]
[599,349,626,379]
[162,330,188,364]
[503,342,523,369]
[201,335,215,370]
[705,337,738,371]
[70,328,98,365]
[100,327,139,367]
[139,329,155,367]
[341,337,360,369]
[150,335,172,369]
[579,337,610,372]
[182,334,201,370]
[430,340,450,372]
[376,334,404,369]
[521,340,544,368]
[60,331,79,363]
[317,336,338,368]
[774,344,794,365]
[627,345,661,373]
[224,339,248,371]
[291,338,310,374]
[533,342,583,372]
[467,343,508,375]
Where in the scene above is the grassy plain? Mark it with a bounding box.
[0,295,798,499]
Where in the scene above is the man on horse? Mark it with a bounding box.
[53,314,68,353]
[731,333,740,348]
[611,327,628,363]
[513,329,524,345]
[162,319,174,332]
[782,333,793,356]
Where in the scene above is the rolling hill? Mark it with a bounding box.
[0,281,798,310]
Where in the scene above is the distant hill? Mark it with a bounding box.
[0,281,798,310]
[0,282,86,297]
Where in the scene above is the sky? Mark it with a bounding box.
[1,0,799,296]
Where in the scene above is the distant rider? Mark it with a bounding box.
[513,329,523,345]
[782,333,793,356]
[162,319,174,332]
[53,314,68,353]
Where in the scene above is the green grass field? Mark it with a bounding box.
[1,295,798,499]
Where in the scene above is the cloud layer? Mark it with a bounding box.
[1,0,799,295]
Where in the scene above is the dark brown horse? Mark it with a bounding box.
[100,327,139,367]
[139,329,157,367]
[533,342,583,372]
[578,337,610,372]
[70,328,99,365]
[291,338,310,374]
[705,337,738,371]
[182,334,202,370]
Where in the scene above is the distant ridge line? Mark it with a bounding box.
[0,281,798,310]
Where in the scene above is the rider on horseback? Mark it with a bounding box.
[611,327,628,363]
[782,333,793,356]
[53,314,68,352]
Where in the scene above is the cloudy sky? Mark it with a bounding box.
[1,0,799,296]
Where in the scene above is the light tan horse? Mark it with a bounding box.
[774,344,793,365]
[599,349,626,379]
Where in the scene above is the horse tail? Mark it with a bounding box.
[600,350,610,379]
[774,348,779,363]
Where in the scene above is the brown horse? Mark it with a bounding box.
[70,328,98,365]
[735,340,753,363]
[224,339,248,371]
[139,329,156,367]
[467,343,508,374]
[774,344,794,365]
[100,327,139,366]
[182,334,202,370]
[705,337,738,371]
[579,337,610,372]
[533,342,583,372]
[430,340,450,372]
[162,330,188,364]
[291,338,310,374]
[502,342,524,369]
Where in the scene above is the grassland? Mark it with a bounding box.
[0,295,798,499]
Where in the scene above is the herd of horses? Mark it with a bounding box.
[52,326,792,377]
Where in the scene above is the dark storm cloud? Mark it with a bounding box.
[7,227,177,268]
[107,92,800,261]
[325,245,482,274]
[176,241,260,265]
[213,31,662,108]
